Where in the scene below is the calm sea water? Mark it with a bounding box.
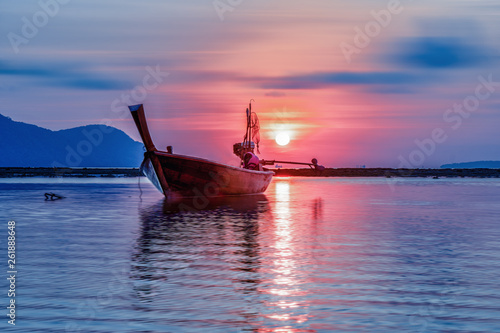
[1,177,500,333]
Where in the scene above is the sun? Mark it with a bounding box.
[275,132,290,146]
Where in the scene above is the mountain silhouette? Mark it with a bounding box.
[0,113,144,167]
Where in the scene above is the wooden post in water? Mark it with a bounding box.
[129,104,170,194]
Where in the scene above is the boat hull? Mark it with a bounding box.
[141,151,274,197]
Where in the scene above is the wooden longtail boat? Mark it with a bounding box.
[129,103,273,197]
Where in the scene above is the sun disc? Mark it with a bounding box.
[275,132,290,146]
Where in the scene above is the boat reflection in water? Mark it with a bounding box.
[131,179,321,332]
[131,193,270,330]
[127,177,500,332]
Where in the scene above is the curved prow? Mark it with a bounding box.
[129,104,156,152]
[129,104,170,195]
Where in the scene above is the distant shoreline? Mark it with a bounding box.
[0,167,142,178]
[272,168,500,178]
[1,167,500,178]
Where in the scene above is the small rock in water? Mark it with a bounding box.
[44,193,64,200]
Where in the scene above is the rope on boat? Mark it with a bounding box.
[138,175,143,201]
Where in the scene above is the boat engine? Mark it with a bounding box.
[233,141,255,159]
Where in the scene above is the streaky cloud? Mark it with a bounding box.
[0,60,133,91]
[395,36,490,69]
[255,71,420,90]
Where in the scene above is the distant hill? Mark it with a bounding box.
[441,161,500,169]
[0,113,144,167]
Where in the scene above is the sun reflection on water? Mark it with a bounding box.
[260,180,313,331]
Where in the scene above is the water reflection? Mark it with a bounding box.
[312,198,323,221]
[259,180,313,332]
[131,194,271,328]
[3,178,500,332]
[131,180,319,332]
[127,178,500,332]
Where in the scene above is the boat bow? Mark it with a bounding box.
[129,104,273,197]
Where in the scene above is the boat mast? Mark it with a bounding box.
[246,101,251,150]
[233,100,256,163]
